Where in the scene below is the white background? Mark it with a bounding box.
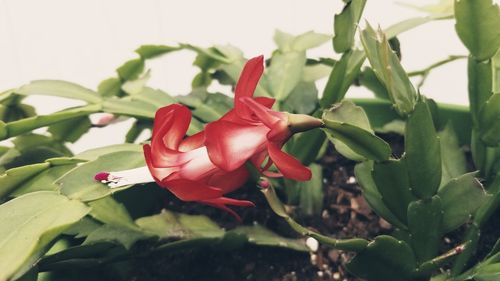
[0,0,482,151]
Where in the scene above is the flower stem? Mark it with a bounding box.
[261,180,368,253]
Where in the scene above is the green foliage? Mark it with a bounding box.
[2,5,500,280]
[405,100,442,199]
[16,80,102,103]
[479,93,500,145]
[333,0,367,53]
[372,159,415,224]
[360,24,417,116]
[454,0,500,61]
[438,172,489,233]
[354,161,406,229]
[320,50,365,107]
[407,197,442,262]
[346,235,417,281]
[322,103,391,161]
[0,191,89,281]
[439,124,467,186]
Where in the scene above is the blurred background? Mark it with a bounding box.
[0,0,475,151]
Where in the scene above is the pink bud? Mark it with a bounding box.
[94,172,110,182]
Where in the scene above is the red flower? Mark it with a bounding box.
[204,55,323,181]
[143,104,254,219]
[96,55,322,219]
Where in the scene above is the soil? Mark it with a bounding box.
[126,134,499,281]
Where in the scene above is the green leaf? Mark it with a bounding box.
[102,98,155,120]
[2,134,72,169]
[322,106,391,161]
[439,123,467,187]
[97,77,122,97]
[346,235,416,281]
[16,80,102,103]
[0,191,89,281]
[469,57,493,125]
[494,50,500,93]
[372,158,416,224]
[177,90,232,122]
[455,0,500,61]
[268,51,306,101]
[135,211,224,239]
[291,31,331,52]
[135,44,179,59]
[405,100,442,198]
[75,144,142,161]
[0,162,50,198]
[320,49,365,107]
[4,104,101,140]
[302,63,332,82]
[360,24,417,116]
[230,225,308,252]
[63,217,102,239]
[284,81,318,114]
[274,30,330,53]
[479,93,500,146]
[333,0,367,53]
[359,67,390,100]
[121,70,150,96]
[323,100,373,161]
[88,196,138,230]
[83,224,151,250]
[474,263,500,281]
[400,0,454,17]
[132,87,176,107]
[116,58,145,81]
[58,151,145,201]
[384,17,434,39]
[354,161,406,229]
[407,196,442,262]
[289,128,326,166]
[11,162,78,197]
[48,116,92,143]
[438,172,489,233]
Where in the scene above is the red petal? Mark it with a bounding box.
[148,104,193,167]
[267,142,311,181]
[240,97,285,128]
[254,96,275,108]
[207,166,250,193]
[158,105,192,150]
[200,197,255,221]
[143,144,176,182]
[205,120,269,171]
[235,56,264,102]
[179,131,205,152]
[162,177,223,201]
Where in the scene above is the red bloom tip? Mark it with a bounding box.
[259,178,271,189]
[94,172,110,182]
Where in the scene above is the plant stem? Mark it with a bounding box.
[416,243,467,277]
[407,55,467,88]
[261,181,369,253]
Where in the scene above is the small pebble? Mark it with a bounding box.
[306,237,319,252]
[333,272,341,280]
[310,254,318,265]
[347,176,356,184]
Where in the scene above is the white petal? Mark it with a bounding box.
[106,166,155,188]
